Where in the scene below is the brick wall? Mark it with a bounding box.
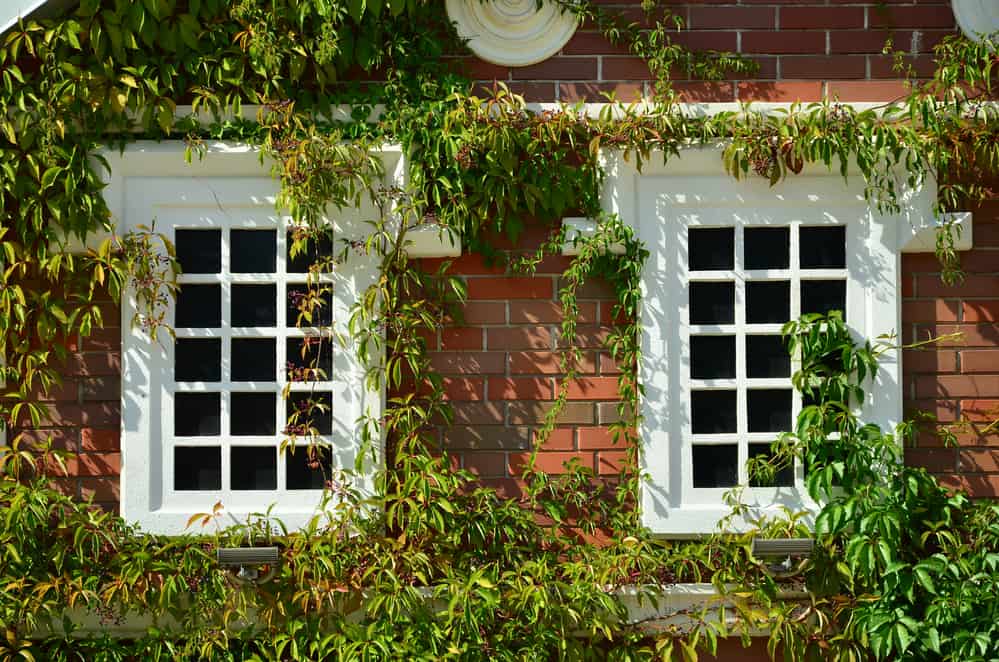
[463,0,957,102]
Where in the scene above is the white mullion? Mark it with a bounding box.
[276,226,288,493]
[734,221,748,485]
[220,221,232,493]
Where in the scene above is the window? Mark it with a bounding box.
[593,148,945,535]
[104,143,407,534]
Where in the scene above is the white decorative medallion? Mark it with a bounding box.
[951,0,999,41]
[445,0,579,67]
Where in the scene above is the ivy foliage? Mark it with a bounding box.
[0,0,998,660]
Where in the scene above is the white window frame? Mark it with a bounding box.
[593,146,945,535]
[101,141,403,535]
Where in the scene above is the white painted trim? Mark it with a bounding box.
[900,211,973,254]
[560,217,626,255]
[107,142,404,534]
[598,147,929,535]
[0,0,50,34]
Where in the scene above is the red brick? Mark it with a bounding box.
[907,324,997,347]
[441,327,483,350]
[509,350,596,375]
[452,302,506,325]
[67,353,121,376]
[79,477,119,502]
[430,352,505,375]
[77,452,120,476]
[559,82,644,102]
[904,448,957,473]
[688,6,774,30]
[901,300,959,322]
[488,327,553,350]
[601,57,652,80]
[674,82,736,102]
[869,55,937,79]
[535,428,574,451]
[81,327,120,351]
[562,377,621,400]
[918,375,999,399]
[915,275,999,298]
[869,6,955,29]
[494,82,555,102]
[443,377,485,401]
[669,31,739,53]
[826,81,910,101]
[449,402,505,425]
[937,474,999,499]
[562,327,612,349]
[598,353,623,375]
[80,428,120,452]
[443,426,530,450]
[423,253,506,275]
[488,378,554,400]
[963,303,999,322]
[32,379,78,402]
[561,32,631,56]
[34,403,119,428]
[907,399,959,422]
[510,301,596,324]
[466,277,553,300]
[780,56,866,80]
[12,428,76,452]
[828,29,905,54]
[463,452,508,478]
[510,451,592,474]
[512,57,598,80]
[741,31,826,55]
[960,450,999,473]
[456,57,509,81]
[597,450,630,475]
[961,350,999,373]
[781,7,864,29]
[737,81,823,102]
[960,400,999,422]
[578,427,624,450]
[902,349,958,373]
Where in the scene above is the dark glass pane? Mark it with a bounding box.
[174,447,221,491]
[174,393,220,436]
[287,337,333,382]
[692,445,738,487]
[689,282,734,325]
[287,285,333,327]
[691,390,737,434]
[231,392,276,436]
[749,443,794,487]
[800,226,846,268]
[175,229,221,274]
[287,230,334,273]
[286,445,332,490]
[231,338,277,382]
[287,391,333,435]
[689,228,734,271]
[744,227,790,270]
[801,280,846,319]
[232,284,277,327]
[746,335,790,378]
[746,281,790,324]
[231,447,277,490]
[175,339,221,382]
[176,285,221,328]
[748,389,792,432]
[231,230,277,273]
[690,336,735,380]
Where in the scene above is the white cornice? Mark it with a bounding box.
[0,0,51,34]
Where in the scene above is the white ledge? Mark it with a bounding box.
[899,211,973,254]
[561,217,626,255]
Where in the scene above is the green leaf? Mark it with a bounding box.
[347,0,365,22]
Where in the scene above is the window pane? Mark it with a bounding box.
[690,336,735,380]
[176,284,221,328]
[231,230,277,273]
[748,389,792,432]
[232,338,277,382]
[174,393,220,436]
[287,285,333,327]
[691,390,737,434]
[800,226,846,268]
[231,392,276,435]
[286,445,331,490]
[287,337,333,382]
[175,339,221,382]
[746,281,790,324]
[801,280,846,319]
[231,447,277,490]
[287,230,334,273]
[692,445,738,487]
[174,447,221,491]
[175,229,221,274]
[748,443,794,487]
[689,282,734,324]
[232,284,277,327]
[744,227,789,270]
[287,392,334,435]
[689,227,734,271]
[746,335,790,378]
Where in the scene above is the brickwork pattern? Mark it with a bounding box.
[902,198,999,498]
[463,0,957,102]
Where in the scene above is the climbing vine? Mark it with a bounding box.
[1,0,998,659]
